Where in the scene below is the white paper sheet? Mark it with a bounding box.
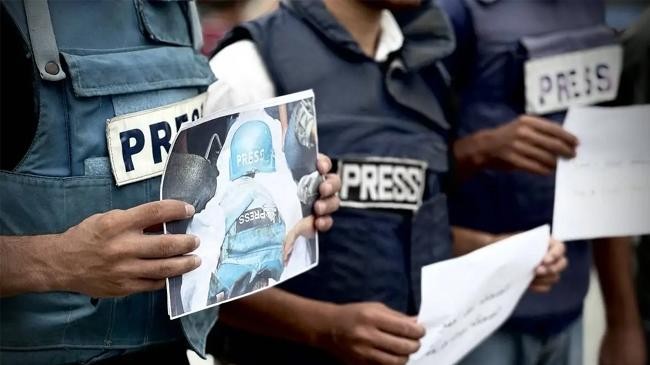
[553,105,650,241]
[408,225,550,365]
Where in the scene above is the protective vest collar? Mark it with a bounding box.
[286,0,455,70]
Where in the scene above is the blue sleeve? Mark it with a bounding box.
[436,0,475,83]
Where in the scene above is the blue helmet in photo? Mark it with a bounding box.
[229,120,276,180]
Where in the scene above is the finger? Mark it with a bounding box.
[522,115,579,147]
[549,256,568,274]
[531,273,560,288]
[315,216,334,232]
[372,329,421,356]
[530,284,552,293]
[366,348,409,365]
[543,240,566,264]
[520,126,576,158]
[512,141,557,169]
[509,154,553,175]
[136,255,201,279]
[123,200,195,230]
[375,307,426,340]
[319,173,341,198]
[317,153,333,175]
[131,234,200,259]
[314,195,340,216]
[283,240,294,265]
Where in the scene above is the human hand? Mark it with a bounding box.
[283,229,298,266]
[323,302,425,365]
[530,238,568,293]
[600,325,646,365]
[314,154,341,232]
[54,200,201,297]
[484,115,578,175]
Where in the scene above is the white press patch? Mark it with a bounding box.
[525,45,622,115]
[107,93,207,186]
[338,156,428,211]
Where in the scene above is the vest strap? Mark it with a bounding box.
[23,0,66,81]
[188,0,203,51]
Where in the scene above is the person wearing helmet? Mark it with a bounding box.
[208,120,287,302]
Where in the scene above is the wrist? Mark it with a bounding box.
[1,233,68,296]
[605,307,643,330]
[310,301,340,350]
[453,130,495,173]
[35,232,73,293]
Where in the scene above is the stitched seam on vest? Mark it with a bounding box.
[74,78,211,96]
[63,82,73,174]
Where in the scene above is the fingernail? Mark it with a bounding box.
[185,204,195,217]
[315,201,325,213]
[193,236,200,249]
[193,256,202,267]
[321,183,332,196]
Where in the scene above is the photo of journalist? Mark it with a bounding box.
[162,93,320,318]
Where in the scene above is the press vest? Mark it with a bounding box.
[447,0,617,334]
[0,1,217,363]
[209,177,285,300]
[209,1,455,363]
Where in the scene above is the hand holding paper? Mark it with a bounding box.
[530,238,567,293]
[322,302,425,365]
[553,105,650,240]
[408,225,550,365]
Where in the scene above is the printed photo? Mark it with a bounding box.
[161,91,320,319]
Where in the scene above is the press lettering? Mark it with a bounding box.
[175,114,188,131]
[340,164,361,200]
[120,129,145,172]
[404,167,423,201]
[569,69,580,99]
[150,121,172,164]
[378,164,393,201]
[237,149,265,167]
[538,75,552,107]
[392,166,407,201]
[584,66,592,96]
[525,45,622,114]
[596,63,611,92]
[360,164,378,201]
[556,72,570,104]
[338,160,425,207]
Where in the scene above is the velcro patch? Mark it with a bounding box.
[337,156,428,211]
[107,93,206,186]
[525,45,622,115]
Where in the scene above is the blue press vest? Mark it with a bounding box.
[0,1,217,363]
[209,178,285,300]
[443,0,616,334]
[209,2,455,363]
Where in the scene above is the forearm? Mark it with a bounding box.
[219,287,337,348]
[0,234,64,297]
[452,226,496,256]
[292,216,316,240]
[593,237,641,328]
